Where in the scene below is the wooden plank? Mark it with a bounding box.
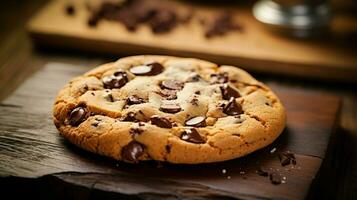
[27,0,357,82]
[0,62,340,199]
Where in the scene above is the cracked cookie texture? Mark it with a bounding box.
[53,55,286,164]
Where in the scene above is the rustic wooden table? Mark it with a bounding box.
[0,0,356,199]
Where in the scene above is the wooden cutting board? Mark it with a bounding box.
[0,62,341,200]
[27,0,357,83]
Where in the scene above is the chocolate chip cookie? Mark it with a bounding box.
[53,55,286,164]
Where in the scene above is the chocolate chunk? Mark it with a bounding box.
[269,173,282,185]
[121,141,144,163]
[150,115,173,128]
[159,103,181,113]
[220,84,241,100]
[279,151,296,166]
[185,116,206,127]
[127,95,145,105]
[147,62,164,75]
[65,4,75,16]
[223,97,243,115]
[157,89,177,100]
[104,93,114,102]
[205,13,243,38]
[190,98,199,106]
[186,73,202,82]
[180,128,205,144]
[122,112,137,122]
[161,80,183,90]
[102,72,128,89]
[68,107,87,126]
[148,9,178,33]
[130,62,164,76]
[210,72,229,84]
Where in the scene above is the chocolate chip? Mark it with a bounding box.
[65,4,75,16]
[180,128,205,144]
[269,173,282,185]
[157,89,177,100]
[190,98,199,106]
[186,73,202,82]
[127,95,145,105]
[150,115,173,128]
[68,107,88,126]
[165,145,171,153]
[130,62,164,76]
[159,103,181,113]
[91,122,99,127]
[194,91,201,95]
[102,72,128,89]
[185,116,206,127]
[210,72,229,84]
[122,112,137,122]
[223,97,243,116]
[220,84,241,100]
[161,80,183,90]
[104,93,114,102]
[121,141,144,163]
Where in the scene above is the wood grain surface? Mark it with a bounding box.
[0,62,340,200]
[27,0,357,82]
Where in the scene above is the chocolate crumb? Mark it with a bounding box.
[269,173,282,185]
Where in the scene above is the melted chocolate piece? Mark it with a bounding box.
[121,141,144,163]
[122,112,137,122]
[210,72,229,84]
[150,115,173,128]
[68,107,88,126]
[102,72,128,89]
[159,103,181,113]
[269,173,282,185]
[157,89,177,100]
[223,97,243,116]
[220,84,241,100]
[161,80,183,90]
[127,95,145,105]
[185,116,206,127]
[186,73,202,82]
[180,128,205,144]
[130,62,164,76]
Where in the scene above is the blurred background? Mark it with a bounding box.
[0,0,356,199]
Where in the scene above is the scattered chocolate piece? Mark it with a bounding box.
[148,9,178,33]
[269,172,282,185]
[65,4,75,16]
[161,80,183,90]
[68,106,88,126]
[205,13,243,38]
[150,115,173,128]
[220,84,241,100]
[102,72,128,89]
[210,72,229,84]
[159,102,181,113]
[127,95,145,105]
[223,97,243,116]
[130,62,164,76]
[185,116,206,127]
[180,128,205,144]
[121,141,144,163]
[122,112,137,122]
[279,151,297,166]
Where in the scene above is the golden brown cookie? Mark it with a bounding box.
[53,55,286,164]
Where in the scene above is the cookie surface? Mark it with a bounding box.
[53,55,286,164]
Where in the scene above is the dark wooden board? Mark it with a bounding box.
[0,62,341,200]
